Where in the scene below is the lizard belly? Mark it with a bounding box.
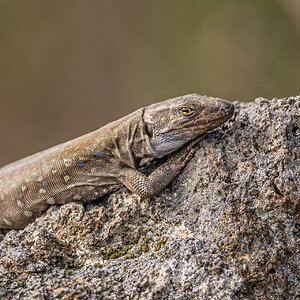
[51,182,123,205]
[0,172,122,229]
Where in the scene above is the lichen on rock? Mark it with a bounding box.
[0,96,299,299]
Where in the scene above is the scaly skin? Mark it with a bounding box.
[0,94,234,229]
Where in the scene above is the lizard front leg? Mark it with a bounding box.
[118,135,205,198]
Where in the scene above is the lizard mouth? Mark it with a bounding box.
[214,106,234,122]
[203,103,234,125]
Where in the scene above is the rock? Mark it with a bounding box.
[0,96,299,299]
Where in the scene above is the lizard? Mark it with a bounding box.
[0,94,234,229]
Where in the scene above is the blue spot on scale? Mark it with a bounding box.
[42,180,47,186]
[77,160,86,168]
[95,151,103,157]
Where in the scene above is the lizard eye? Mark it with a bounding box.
[180,107,194,116]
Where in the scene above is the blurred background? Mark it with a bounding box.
[0,0,299,167]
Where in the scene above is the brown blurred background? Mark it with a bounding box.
[0,0,299,167]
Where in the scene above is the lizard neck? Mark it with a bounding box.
[108,108,155,168]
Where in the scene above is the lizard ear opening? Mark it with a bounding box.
[145,122,153,138]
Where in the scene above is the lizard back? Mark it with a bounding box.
[0,108,151,228]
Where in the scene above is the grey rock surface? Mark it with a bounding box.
[0,96,299,299]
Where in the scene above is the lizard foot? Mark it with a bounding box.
[168,134,206,166]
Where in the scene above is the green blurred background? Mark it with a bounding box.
[0,0,299,167]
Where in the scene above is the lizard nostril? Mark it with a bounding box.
[218,99,233,113]
[220,101,234,115]
[224,102,233,111]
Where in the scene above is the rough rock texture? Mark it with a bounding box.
[0,96,299,300]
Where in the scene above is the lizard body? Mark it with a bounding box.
[0,94,234,229]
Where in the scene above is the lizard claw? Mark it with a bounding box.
[186,134,206,151]
[168,134,206,166]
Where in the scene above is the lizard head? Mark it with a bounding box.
[143,94,234,158]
